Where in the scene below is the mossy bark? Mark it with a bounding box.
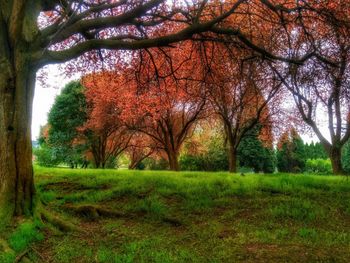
[167,149,180,171]
[0,2,39,222]
[329,147,344,175]
[0,58,36,222]
[228,145,237,173]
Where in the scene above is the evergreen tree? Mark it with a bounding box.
[342,140,350,174]
[290,129,306,172]
[46,81,88,166]
[304,141,328,159]
[277,129,306,173]
[238,125,275,173]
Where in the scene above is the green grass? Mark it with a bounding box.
[1,166,350,262]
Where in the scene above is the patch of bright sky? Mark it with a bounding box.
[32,64,80,140]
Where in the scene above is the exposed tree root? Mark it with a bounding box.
[34,201,80,232]
[0,238,12,253]
[0,238,32,263]
[63,204,125,220]
[14,249,30,263]
[39,209,79,232]
[0,199,82,263]
[63,204,184,228]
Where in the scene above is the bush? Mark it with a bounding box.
[104,156,119,169]
[144,158,169,170]
[180,154,206,171]
[238,141,275,173]
[277,129,306,173]
[180,150,228,172]
[237,124,276,173]
[305,159,332,175]
[135,162,146,170]
[33,145,60,167]
[342,141,350,174]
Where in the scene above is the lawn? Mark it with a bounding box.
[1,167,350,262]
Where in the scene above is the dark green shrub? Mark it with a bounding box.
[238,127,275,173]
[33,145,60,167]
[277,129,306,173]
[135,162,146,170]
[304,142,328,159]
[144,158,169,170]
[180,149,228,171]
[342,141,350,174]
[180,154,205,171]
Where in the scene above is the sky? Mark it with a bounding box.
[32,65,79,140]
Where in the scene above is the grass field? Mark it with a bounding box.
[1,167,350,262]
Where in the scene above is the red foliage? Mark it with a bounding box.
[82,41,208,170]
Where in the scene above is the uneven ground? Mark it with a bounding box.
[1,167,350,262]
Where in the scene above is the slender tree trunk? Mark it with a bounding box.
[129,159,140,170]
[329,147,344,175]
[129,163,137,169]
[0,58,36,222]
[228,145,237,173]
[92,154,100,168]
[91,143,101,168]
[223,122,238,173]
[129,154,140,169]
[129,152,152,170]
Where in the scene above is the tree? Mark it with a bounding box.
[33,125,61,167]
[342,140,350,174]
[85,127,131,168]
[82,39,210,171]
[47,81,88,166]
[0,0,336,224]
[202,44,279,173]
[126,133,158,170]
[269,1,350,174]
[277,128,306,173]
[180,121,229,171]
[0,0,248,222]
[238,124,275,173]
[128,76,206,171]
[83,73,134,168]
[304,142,328,160]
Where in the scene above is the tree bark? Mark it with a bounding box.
[319,139,345,175]
[224,122,238,173]
[167,150,180,171]
[329,147,344,175]
[0,59,36,222]
[228,145,237,173]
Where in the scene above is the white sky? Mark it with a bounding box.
[32,65,80,140]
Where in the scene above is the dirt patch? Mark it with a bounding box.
[42,181,110,193]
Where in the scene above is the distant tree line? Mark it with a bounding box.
[35,81,350,174]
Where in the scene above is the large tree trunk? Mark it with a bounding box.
[228,145,237,173]
[329,147,344,175]
[320,140,345,175]
[0,58,36,223]
[168,150,179,171]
